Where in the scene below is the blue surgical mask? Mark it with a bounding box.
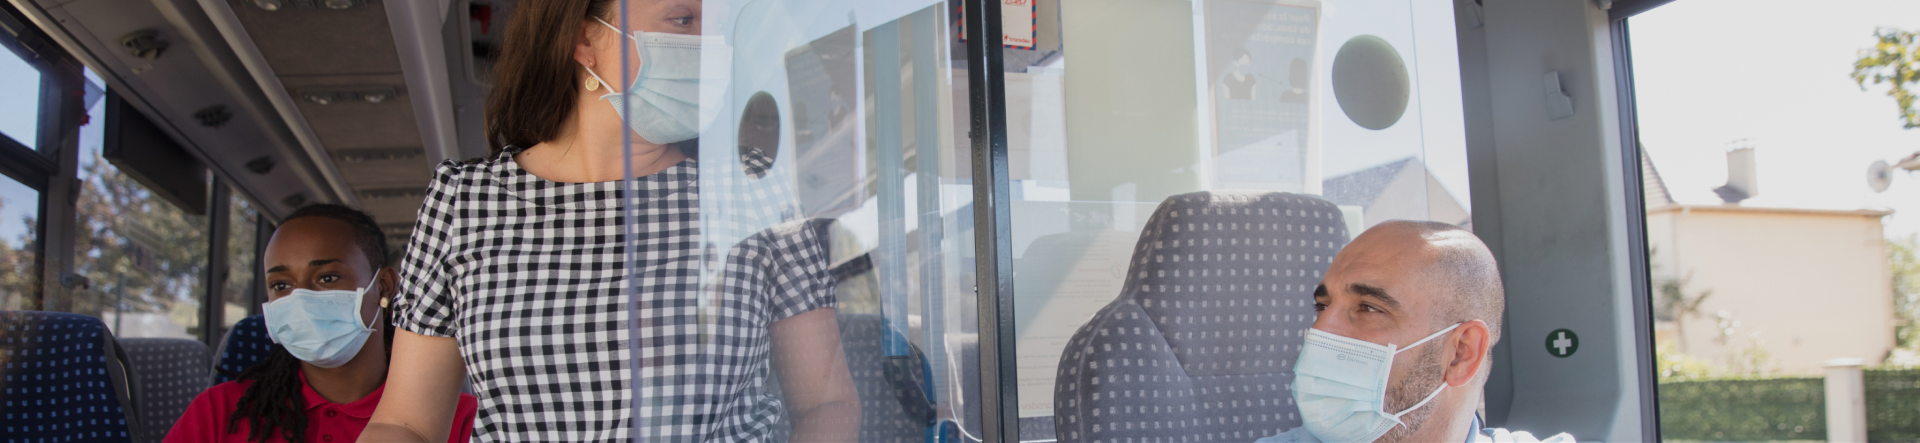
[263,278,384,368]
[1291,323,1461,443]
[584,18,706,145]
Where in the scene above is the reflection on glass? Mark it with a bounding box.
[223,191,259,329]
[71,96,208,340]
[0,175,37,310]
[1009,0,1468,440]
[0,46,40,148]
[721,1,980,440]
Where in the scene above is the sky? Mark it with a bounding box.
[1630,0,1920,239]
[0,69,106,251]
[0,51,42,250]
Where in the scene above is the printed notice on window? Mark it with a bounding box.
[1205,0,1321,192]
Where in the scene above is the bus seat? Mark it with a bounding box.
[121,338,209,443]
[1051,191,1348,443]
[0,310,143,442]
[211,315,272,385]
[834,313,930,442]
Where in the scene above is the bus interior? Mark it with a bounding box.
[2,0,1915,442]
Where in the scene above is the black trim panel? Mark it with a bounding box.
[1609,0,1677,21]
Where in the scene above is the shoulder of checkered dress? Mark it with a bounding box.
[430,151,507,181]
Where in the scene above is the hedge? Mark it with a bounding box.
[1657,368,1920,442]
[1658,376,1825,441]
[1866,368,1920,441]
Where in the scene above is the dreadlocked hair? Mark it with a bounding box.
[227,346,308,442]
[226,203,393,443]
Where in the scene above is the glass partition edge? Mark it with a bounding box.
[962,0,1017,441]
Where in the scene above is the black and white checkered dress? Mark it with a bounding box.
[394,147,834,442]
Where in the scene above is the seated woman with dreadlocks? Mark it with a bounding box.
[166,204,478,443]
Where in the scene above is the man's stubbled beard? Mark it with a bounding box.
[1375,339,1447,443]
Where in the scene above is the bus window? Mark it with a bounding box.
[0,42,40,150]
[1628,1,1920,441]
[0,29,45,312]
[71,74,210,341]
[0,175,35,310]
[220,188,260,330]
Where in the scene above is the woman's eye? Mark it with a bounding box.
[1312,302,1327,311]
[319,275,340,284]
[669,16,693,26]
[268,282,289,291]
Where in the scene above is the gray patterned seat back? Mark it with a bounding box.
[1052,191,1348,443]
[836,313,927,442]
[121,338,210,443]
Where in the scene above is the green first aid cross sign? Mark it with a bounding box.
[1546,329,1578,358]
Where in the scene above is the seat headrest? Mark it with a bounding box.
[1119,191,1347,376]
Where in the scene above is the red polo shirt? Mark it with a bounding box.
[165,373,476,443]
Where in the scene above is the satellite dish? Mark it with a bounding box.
[1869,159,1893,193]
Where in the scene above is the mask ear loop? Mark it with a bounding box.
[1385,381,1451,427]
[1382,322,1466,426]
[1392,322,1463,355]
[584,18,628,95]
[358,269,389,331]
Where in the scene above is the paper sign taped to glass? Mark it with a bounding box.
[1206,0,1321,192]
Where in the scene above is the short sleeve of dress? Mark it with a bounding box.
[754,219,836,322]
[393,160,468,337]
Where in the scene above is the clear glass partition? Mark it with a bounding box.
[1007,0,1469,440]
[609,1,982,440]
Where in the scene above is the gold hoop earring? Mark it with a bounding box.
[585,77,600,91]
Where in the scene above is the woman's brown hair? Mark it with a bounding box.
[485,0,617,155]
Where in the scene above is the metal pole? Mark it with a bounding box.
[962,0,1016,441]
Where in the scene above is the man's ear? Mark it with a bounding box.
[1443,320,1492,387]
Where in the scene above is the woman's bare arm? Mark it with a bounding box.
[771,308,861,442]
[360,329,466,443]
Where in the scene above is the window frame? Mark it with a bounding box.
[0,2,86,313]
[0,4,55,189]
[1608,1,1680,441]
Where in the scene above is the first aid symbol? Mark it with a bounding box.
[1546,329,1579,358]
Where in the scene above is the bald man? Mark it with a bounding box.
[1259,221,1572,443]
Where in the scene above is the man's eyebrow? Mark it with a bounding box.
[307,258,342,268]
[1312,284,1328,298]
[1348,283,1402,310]
[266,265,289,273]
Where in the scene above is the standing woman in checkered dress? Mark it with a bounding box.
[358,1,860,442]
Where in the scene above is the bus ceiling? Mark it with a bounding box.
[5,0,497,236]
